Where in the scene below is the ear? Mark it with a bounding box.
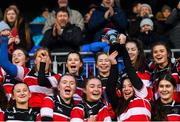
[12,95,15,100]
[80,62,83,68]
[28,92,32,98]
[95,64,98,69]
[65,63,68,68]
[82,88,86,94]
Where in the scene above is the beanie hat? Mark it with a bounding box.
[140,18,153,28]
[161,5,171,12]
[0,21,10,32]
[141,3,152,12]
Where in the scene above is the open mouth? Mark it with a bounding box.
[71,66,76,69]
[64,89,71,94]
[92,93,100,96]
[14,60,20,64]
[124,92,131,96]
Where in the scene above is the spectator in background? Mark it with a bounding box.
[32,6,50,23]
[0,8,3,20]
[138,18,168,49]
[41,8,83,52]
[166,1,180,49]
[128,2,142,21]
[30,6,50,53]
[0,20,11,36]
[155,5,171,39]
[128,3,154,38]
[42,0,84,33]
[3,5,32,53]
[87,0,128,41]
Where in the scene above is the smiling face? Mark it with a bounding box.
[12,83,31,105]
[84,78,102,102]
[122,79,134,100]
[158,79,175,103]
[96,53,111,77]
[58,75,76,102]
[126,42,139,64]
[12,49,27,67]
[66,53,83,76]
[152,45,169,68]
[56,11,69,28]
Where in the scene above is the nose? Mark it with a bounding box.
[66,82,70,86]
[162,86,166,91]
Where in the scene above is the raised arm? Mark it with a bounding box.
[118,34,143,90]
[0,36,17,77]
[106,51,119,110]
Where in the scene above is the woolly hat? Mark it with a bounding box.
[141,3,152,12]
[0,21,10,32]
[140,18,153,28]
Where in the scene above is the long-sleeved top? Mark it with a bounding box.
[70,100,111,122]
[87,5,128,41]
[40,95,74,121]
[0,107,39,121]
[0,36,61,108]
[106,65,151,121]
[106,43,152,121]
[41,23,83,52]
[109,44,153,100]
[149,60,180,102]
[151,98,180,121]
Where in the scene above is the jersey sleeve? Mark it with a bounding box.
[0,109,4,121]
[70,106,84,122]
[40,96,54,118]
[96,106,112,122]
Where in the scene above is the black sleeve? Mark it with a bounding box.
[41,29,57,50]
[62,25,83,46]
[106,64,119,111]
[38,62,52,87]
[41,116,53,121]
[120,44,143,90]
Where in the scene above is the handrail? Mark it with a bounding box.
[29,49,180,76]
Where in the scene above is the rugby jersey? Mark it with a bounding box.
[40,95,74,121]
[14,64,61,108]
[149,61,180,102]
[0,107,39,121]
[151,99,180,121]
[117,97,151,121]
[70,100,111,122]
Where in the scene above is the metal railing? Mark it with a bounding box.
[29,49,180,77]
